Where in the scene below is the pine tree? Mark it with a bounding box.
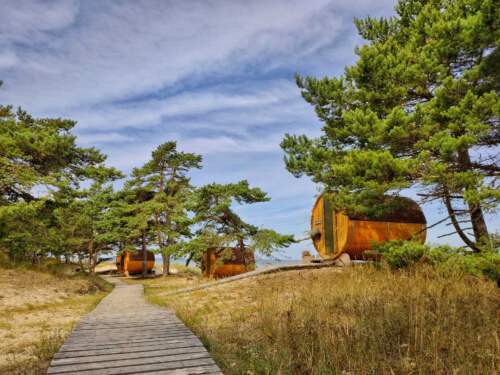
[0,99,115,205]
[54,182,122,274]
[281,0,499,251]
[127,142,202,275]
[191,181,294,269]
[0,85,122,262]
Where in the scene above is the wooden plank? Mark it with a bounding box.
[165,262,337,297]
[78,316,179,325]
[66,327,192,340]
[74,322,182,331]
[51,346,208,366]
[64,330,196,344]
[53,358,217,375]
[71,323,188,332]
[58,337,201,352]
[47,354,214,374]
[54,340,203,359]
[59,337,201,352]
[135,365,223,375]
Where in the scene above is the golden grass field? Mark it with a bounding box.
[0,264,112,374]
[140,265,500,375]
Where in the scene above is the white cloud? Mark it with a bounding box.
[0,51,18,69]
[76,132,135,145]
[65,79,299,131]
[0,0,346,112]
[179,135,279,155]
[0,0,79,42]
[101,131,286,171]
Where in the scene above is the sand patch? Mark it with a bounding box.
[0,266,111,374]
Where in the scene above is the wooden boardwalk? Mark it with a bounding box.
[47,276,222,375]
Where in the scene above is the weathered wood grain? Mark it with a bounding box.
[54,341,204,360]
[47,275,222,375]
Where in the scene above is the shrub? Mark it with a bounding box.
[374,240,500,284]
[440,251,500,285]
[373,240,429,269]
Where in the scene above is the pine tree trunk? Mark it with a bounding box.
[142,233,147,278]
[88,239,95,274]
[185,252,193,267]
[468,203,489,246]
[239,238,247,271]
[31,252,38,265]
[457,147,489,246]
[443,187,480,252]
[162,253,170,276]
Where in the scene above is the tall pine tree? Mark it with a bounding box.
[282,0,499,251]
[190,181,295,269]
[127,142,202,275]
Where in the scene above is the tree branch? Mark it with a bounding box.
[442,186,480,252]
[414,216,450,236]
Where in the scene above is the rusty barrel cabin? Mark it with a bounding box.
[311,194,426,260]
[202,247,256,278]
[115,250,155,275]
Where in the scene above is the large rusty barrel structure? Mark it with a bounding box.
[311,194,426,260]
[202,247,256,278]
[115,250,155,275]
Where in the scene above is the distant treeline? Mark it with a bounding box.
[0,85,294,274]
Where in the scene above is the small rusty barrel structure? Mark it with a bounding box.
[202,247,256,278]
[115,250,155,275]
[311,194,426,260]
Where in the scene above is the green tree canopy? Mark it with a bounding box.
[0,82,122,263]
[190,180,295,268]
[54,182,123,274]
[281,0,499,251]
[126,141,202,275]
[0,100,118,205]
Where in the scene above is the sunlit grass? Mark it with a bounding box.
[143,265,500,375]
[124,262,204,295]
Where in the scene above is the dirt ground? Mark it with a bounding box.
[0,265,111,374]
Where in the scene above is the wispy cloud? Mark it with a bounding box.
[76,132,135,145]
[1,0,344,111]
[0,0,79,43]
[68,79,301,131]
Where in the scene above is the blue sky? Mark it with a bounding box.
[0,0,497,259]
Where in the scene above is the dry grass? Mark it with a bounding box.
[144,265,500,375]
[0,264,112,374]
[123,262,203,293]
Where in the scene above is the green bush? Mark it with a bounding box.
[440,251,500,284]
[374,240,430,269]
[374,240,500,284]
